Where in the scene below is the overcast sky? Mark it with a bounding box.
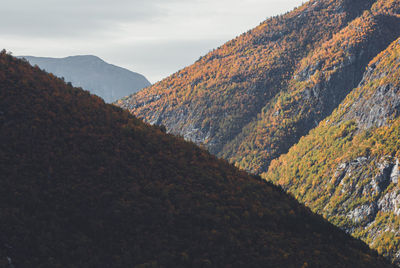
[1,0,304,82]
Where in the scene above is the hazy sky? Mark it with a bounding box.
[1,0,304,82]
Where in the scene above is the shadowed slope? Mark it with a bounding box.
[0,52,392,267]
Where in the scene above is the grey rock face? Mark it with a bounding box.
[347,203,377,223]
[19,55,151,103]
[373,160,395,193]
[343,55,400,129]
[333,156,400,232]
[378,190,400,216]
[345,83,400,129]
[392,159,400,184]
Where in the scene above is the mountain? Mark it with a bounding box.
[20,55,151,103]
[0,51,393,267]
[115,0,400,264]
[116,0,400,175]
[265,37,400,265]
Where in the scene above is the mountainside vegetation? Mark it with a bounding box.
[265,37,400,264]
[0,52,392,267]
[222,8,400,173]
[117,0,377,162]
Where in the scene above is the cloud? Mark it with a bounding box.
[0,0,302,39]
[0,0,188,38]
[2,0,305,82]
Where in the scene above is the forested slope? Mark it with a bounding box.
[117,0,377,167]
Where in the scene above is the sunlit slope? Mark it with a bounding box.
[117,0,376,160]
[223,7,400,173]
[265,37,400,264]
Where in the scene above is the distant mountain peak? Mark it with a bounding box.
[19,55,151,103]
[63,55,105,63]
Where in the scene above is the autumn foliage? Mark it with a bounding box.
[117,0,379,171]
